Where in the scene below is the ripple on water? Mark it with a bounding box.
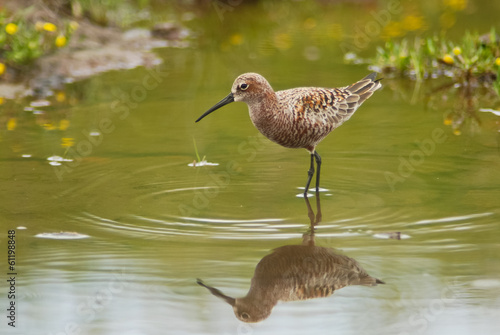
[75,212,302,240]
[471,279,500,289]
[56,154,499,253]
[57,158,298,240]
[295,187,331,198]
[372,232,411,240]
[72,161,393,241]
[35,232,90,239]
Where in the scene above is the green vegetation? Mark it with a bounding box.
[344,28,500,135]
[190,138,219,167]
[193,137,203,164]
[0,0,157,80]
[66,0,154,28]
[0,9,76,78]
[366,29,500,94]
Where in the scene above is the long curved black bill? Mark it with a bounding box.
[195,93,234,123]
[196,278,236,306]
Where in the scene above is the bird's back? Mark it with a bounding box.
[269,73,381,151]
[249,245,384,302]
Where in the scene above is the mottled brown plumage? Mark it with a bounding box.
[196,73,381,195]
[197,194,385,323]
[197,244,384,323]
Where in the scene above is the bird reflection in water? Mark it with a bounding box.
[197,193,385,323]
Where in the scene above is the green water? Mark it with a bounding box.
[2,1,500,335]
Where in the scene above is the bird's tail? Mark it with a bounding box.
[346,72,382,105]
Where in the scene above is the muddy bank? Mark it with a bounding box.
[1,18,190,99]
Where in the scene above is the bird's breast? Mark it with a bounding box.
[248,103,332,150]
[287,283,337,301]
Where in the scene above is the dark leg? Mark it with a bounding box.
[303,191,322,247]
[303,195,315,246]
[314,151,322,192]
[304,195,315,225]
[303,153,315,196]
[315,188,322,223]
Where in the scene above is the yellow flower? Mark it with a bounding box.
[444,0,467,11]
[452,46,461,55]
[0,63,5,76]
[402,15,425,31]
[55,35,67,47]
[382,21,404,39]
[7,118,17,131]
[0,97,4,105]
[443,54,454,64]
[61,137,75,148]
[56,91,66,102]
[43,22,57,32]
[5,23,18,35]
[453,128,461,136]
[43,123,57,130]
[495,57,500,66]
[229,34,243,46]
[443,118,452,126]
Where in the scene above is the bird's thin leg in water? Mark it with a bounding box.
[314,151,322,192]
[315,189,322,224]
[303,195,316,246]
[305,194,315,223]
[304,153,315,196]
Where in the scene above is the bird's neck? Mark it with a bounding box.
[247,92,282,136]
[242,289,279,307]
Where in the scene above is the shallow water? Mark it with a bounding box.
[2,2,500,335]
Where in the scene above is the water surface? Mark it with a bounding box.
[1,2,500,335]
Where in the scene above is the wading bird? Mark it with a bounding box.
[196,73,381,196]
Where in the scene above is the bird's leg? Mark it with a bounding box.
[304,153,315,196]
[304,193,315,224]
[303,192,316,246]
[315,188,322,224]
[314,151,322,192]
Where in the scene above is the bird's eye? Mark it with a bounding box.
[241,312,250,320]
[240,83,249,90]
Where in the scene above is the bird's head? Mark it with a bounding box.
[196,278,273,323]
[195,73,272,122]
